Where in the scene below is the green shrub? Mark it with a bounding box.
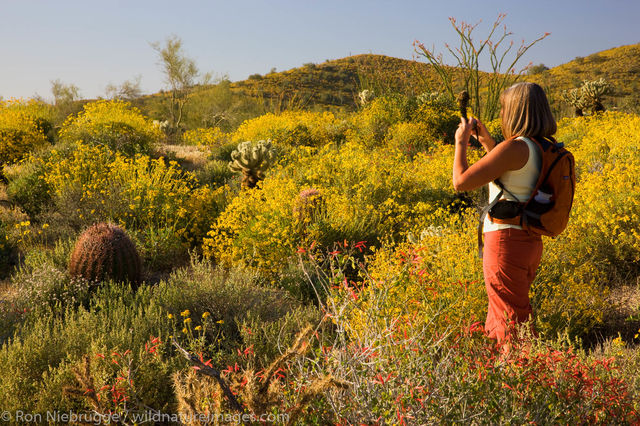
[13,263,94,316]
[194,159,235,188]
[5,159,51,217]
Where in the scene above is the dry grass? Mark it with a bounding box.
[156,144,211,171]
[0,279,16,300]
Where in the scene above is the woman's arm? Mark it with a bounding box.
[452,118,529,192]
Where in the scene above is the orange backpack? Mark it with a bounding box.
[478,136,576,257]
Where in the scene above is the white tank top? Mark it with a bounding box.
[484,136,541,232]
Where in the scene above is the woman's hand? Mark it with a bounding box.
[473,118,497,152]
[455,117,474,147]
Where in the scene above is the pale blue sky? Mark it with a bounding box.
[1,0,638,100]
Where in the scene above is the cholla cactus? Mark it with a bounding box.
[228,139,275,189]
[562,79,611,116]
[581,78,611,113]
[561,88,587,117]
[358,89,375,106]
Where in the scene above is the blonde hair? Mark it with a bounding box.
[500,82,557,140]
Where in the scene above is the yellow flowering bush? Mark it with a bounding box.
[344,208,486,340]
[411,102,460,144]
[348,96,407,147]
[384,121,434,157]
[484,118,504,142]
[1,98,55,140]
[182,127,228,147]
[203,141,478,277]
[0,99,48,164]
[232,110,346,147]
[58,100,162,155]
[38,143,224,248]
[203,178,300,274]
[531,112,640,336]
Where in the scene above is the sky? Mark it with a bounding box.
[1,0,638,100]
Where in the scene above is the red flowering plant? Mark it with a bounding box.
[63,335,169,421]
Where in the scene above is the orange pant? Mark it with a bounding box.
[483,228,543,342]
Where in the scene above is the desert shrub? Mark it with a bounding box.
[13,263,95,316]
[202,178,300,277]
[58,99,162,156]
[484,117,504,143]
[232,110,346,147]
[42,144,191,229]
[1,98,56,141]
[411,101,460,144]
[384,121,434,157]
[40,144,220,241]
[348,96,414,147]
[5,143,227,268]
[0,100,48,165]
[209,138,240,162]
[194,159,235,187]
[0,282,176,412]
[19,236,76,273]
[350,208,488,340]
[182,127,228,147]
[5,159,51,217]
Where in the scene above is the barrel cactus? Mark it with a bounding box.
[69,223,142,286]
[228,140,275,189]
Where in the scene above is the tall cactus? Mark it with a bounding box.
[228,140,274,189]
[561,88,587,117]
[562,79,611,116]
[581,78,611,113]
[69,223,142,286]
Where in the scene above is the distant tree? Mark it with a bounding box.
[151,35,211,138]
[50,79,82,122]
[528,64,549,75]
[51,79,80,106]
[105,75,143,100]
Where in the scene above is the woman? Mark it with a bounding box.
[452,82,557,342]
